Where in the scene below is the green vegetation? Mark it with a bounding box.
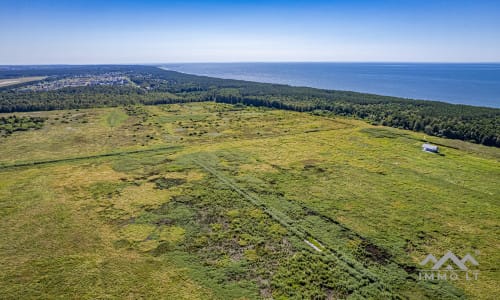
[0,115,46,137]
[105,109,129,128]
[0,102,498,299]
[0,65,498,146]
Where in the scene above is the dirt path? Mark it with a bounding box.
[191,157,383,289]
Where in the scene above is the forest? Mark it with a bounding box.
[0,65,498,146]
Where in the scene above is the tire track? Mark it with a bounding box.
[191,157,393,294]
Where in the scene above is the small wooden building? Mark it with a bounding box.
[422,143,439,153]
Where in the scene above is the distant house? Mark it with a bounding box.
[422,143,439,153]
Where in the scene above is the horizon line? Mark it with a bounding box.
[2,61,500,66]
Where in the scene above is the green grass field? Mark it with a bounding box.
[0,102,498,299]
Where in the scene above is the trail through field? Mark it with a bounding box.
[190,153,464,298]
[304,239,323,252]
[0,145,182,169]
[191,157,390,294]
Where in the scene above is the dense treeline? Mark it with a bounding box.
[213,95,500,147]
[0,86,187,112]
[0,65,498,146]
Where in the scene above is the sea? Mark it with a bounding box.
[161,63,500,108]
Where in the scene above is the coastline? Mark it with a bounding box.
[161,63,500,108]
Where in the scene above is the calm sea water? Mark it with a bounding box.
[162,63,500,108]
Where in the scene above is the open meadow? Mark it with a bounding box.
[0,77,47,87]
[0,102,498,299]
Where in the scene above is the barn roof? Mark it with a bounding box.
[422,143,438,150]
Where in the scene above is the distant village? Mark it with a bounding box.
[17,73,132,92]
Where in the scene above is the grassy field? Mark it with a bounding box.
[0,102,498,299]
[0,76,47,87]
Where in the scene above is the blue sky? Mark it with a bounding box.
[1,0,499,64]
